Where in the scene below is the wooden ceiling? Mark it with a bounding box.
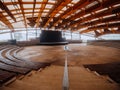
[0,0,120,37]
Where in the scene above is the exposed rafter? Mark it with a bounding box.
[18,0,27,28]
[35,0,48,28]
[0,0,16,22]
[80,21,120,34]
[58,0,120,30]
[94,28,120,37]
[5,1,55,5]
[70,13,119,30]
[43,0,72,28]
[0,12,14,30]
[50,0,90,28]
[0,0,119,37]
[32,0,36,18]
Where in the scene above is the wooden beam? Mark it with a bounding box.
[18,0,27,28]
[60,0,120,29]
[69,4,120,29]
[80,21,120,33]
[0,0,16,22]
[0,12,14,30]
[94,30,101,36]
[43,0,72,28]
[2,8,50,13]
[35,0,48,28]
[4,1,55,5]
[32,0,36,18]
[5,11,47,17]
[74,14,120,30]
[51,0,89,28]
[95,29,120,37]
[76,15,119,28]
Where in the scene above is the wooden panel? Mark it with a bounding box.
[0,70,16,85]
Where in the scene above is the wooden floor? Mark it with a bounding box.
[1,43,120,90]
[18,43,120,65]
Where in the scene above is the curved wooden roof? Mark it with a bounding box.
[0,0,120,36]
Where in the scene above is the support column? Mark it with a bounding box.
[10,31,16,45]
[10,31,13,40]
[71,31,72,40]
[13,31,16,40]
[79,33,81,40]
[26,29,28,41]
[62,31,65,38]
[36,28,38,38]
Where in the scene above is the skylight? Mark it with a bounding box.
[95,8,108,13]
[23,4,33,8]
[45,4,53,8]
[103,14,116,19]
[86,1,98,9]
[71,0,80,4]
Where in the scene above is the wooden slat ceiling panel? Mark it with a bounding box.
[0,0,120,36]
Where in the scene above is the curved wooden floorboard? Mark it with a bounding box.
[0,70,16,86]
[0,62,31,74]
[12,47,51,69]
[0,47,32,69]
[8,47,31,64]
[0,45,51,86]
[5,47,46,70]
[5,47,34,65]
[0,45,51,70]
[5,48,23,63]
[0,46,31,74]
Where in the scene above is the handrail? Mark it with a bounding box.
[63,45,69,90]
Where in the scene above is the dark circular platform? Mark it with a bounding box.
[39,30,67,45]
